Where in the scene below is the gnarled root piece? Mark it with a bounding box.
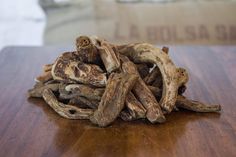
[76,36,101,64]
[144,66,161,85]
[90,72,138,127]
[176,95,221,112]
[125,92,146,119]
[96,39,120,73]
[65,84,104,101]
[51,52,107,87]
[121,57,165,123]
[42,88,94,119]
[28,83,59,98]
[119,43,189,113]
[43,64,53,72]
[148,86,162,100]
[69,97,99,109]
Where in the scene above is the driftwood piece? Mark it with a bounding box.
[176,96,221,112]
[162,46,169,54]
[28,83,59,98]
[148,86,162,99]
[75,36,101,64]
[51,52,107,87]
[121,57,165,123]
[69,97,99,109]
[90,72,138,127]
[152,75,163,89]
[119,43,189,112]
[43,64,53,72]
[63,83,146,118]
[96,40,120,73]
[65,84,104,101]
[144,66,161,85]
[42,89,94,119]
[125,92,146,119]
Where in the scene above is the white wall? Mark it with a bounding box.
[0,0,46,50]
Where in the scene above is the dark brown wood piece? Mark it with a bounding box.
[90,72,138,127]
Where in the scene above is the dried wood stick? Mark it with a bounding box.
[43,64,53,72]
[152,75,163,88]
[42,88,94,119]
[69,97,99,109]
[176,95,221,112]
[28,83,59,98]
[121,56,165,123]
[97,40,120,73]
[125,92,146,119]
[162,46,169,54]
[65,84,104,101]
[144,66,161,85]
[90,72,138,127]
[76,36,101,64]
[119,43,189,112]
[51,52,107,87]
[148,86,162,99]
[63,83,146,118]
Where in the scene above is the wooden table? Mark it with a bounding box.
[0,46,236,157]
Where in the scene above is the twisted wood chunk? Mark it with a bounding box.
[125,92,146,119]
[76,36,101,63]
[90,72,138,127]
[144,66,161,85]
[119,43,189,113]
[51,52,107,87]
[28,83,59,98]
[42,88,94,119]
[162,46,169,54]
[96,40,120,73]
[121,58,165,123]
[69,97,99,109]
[148,86,162,99]
[43,64,53,72]
[152,74,163,88]
[65,84,104,101]
[135,63,150,78]
[176,96,221,112]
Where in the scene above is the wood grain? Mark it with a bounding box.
[0,46,235,157]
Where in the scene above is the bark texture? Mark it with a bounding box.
[90,72,138,127]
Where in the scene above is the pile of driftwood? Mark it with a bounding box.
[28,36,221,127]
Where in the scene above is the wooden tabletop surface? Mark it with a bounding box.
[0,46,236,157]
